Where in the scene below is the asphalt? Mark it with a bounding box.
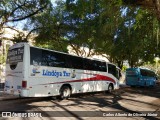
[1,81,159,101]
[0,90,19,101]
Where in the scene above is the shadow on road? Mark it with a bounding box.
[0,85,160,120]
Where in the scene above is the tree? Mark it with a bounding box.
[113,6,160,67]
[24,1,69,51]
[65,0,123,59]
[0,0,51,41]
[122,0,160,20]
[28,0,159,69]
[2,0,158,69]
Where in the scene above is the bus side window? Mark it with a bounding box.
[101,62,107,72]
[108,64,116,78]
[140,69,147,76]
[30,47,42,66]
[83,59,94,71]
[65,55,84,69]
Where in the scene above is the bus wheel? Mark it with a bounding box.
[108,84,113,93]
[60,86,71,100]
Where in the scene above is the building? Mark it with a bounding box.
[0,28,35,83]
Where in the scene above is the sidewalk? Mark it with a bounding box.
[0,89,19,101]
[119,81,130,88]
[119,83,130,88]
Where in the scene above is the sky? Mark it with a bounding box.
[50,0,56,3]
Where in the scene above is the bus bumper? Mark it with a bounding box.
[4,88,29,97]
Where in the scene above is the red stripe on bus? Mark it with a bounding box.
[42,74,115,85]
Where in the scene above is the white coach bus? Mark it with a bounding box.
[4,43,121,99]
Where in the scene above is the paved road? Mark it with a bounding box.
[0,85,160,120]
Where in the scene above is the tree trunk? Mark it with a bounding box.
[130,60,134,68]
[116,59,123,69]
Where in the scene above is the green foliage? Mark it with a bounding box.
[0,0,51,44]
[65,0,124,58]
[122,65,127,72]
[0,0,50,23]
[1,0,160,69]
[27,1,68,52]
[142,60,160,78]
[26,0,160,68]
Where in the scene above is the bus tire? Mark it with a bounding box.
[60,86,71,100]
[108,84,113,93]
